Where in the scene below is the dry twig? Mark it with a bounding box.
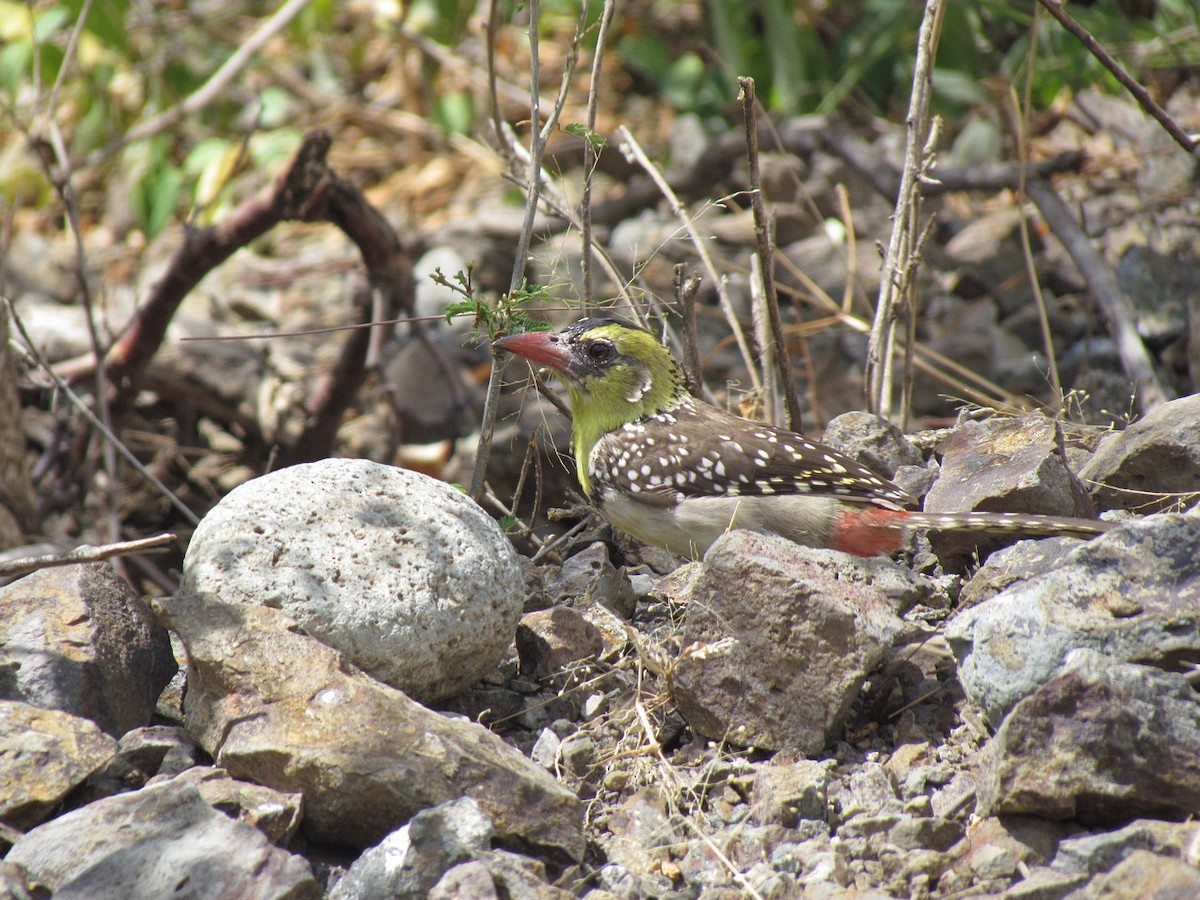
[737,77,802,431]
[866,0,945,425]
[1024,177,1170,413]
[0,534,176,580]
[617,126,761,392]
[84,0,315,168]
[1036,0,1198,158]
[470,0,590,502]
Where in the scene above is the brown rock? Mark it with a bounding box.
[157,766,304,845]
[925,413,1094,568]
[749,757,830,826]
[1080,393,1200,514]
[153,593,583,857]
[0,564,176,736]
[516,607,603,680]
[0,701,117,830]
[667,530,923,753]
[979,653,1200,824]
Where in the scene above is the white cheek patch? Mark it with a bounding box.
[626,369,653,403]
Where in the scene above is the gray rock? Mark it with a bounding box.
[602,788,679,877]
[153,593,584,856]
[1080,393,1200,514]
[941,815,1071,895]
[1003,866,1087,899]
[428,859,498,900]
[749,758,830,826]
[956,537,1084,610]
[0,701,117,830]
[157,766,304,845]
[1064,850,1200,899]
[821,410,923,478]
[461,850,572,899]
[6,779,317,899]
[978,652,1200,823]
[884,816,963,853]
[0,564,176,736]
[329,797,494,900]
[182,459,525,703]
[549,542,637,619]
[1115,244,1194,345]
[1050,821,1155,877]
[90,725,200,794]
[531,728,563,770]
[667,531,943,753]
[947,514,1200,722]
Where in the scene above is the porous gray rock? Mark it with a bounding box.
[182,458,524,703]
[947,514,1200,723]
[6,779,317,899]
[0,564,176,736]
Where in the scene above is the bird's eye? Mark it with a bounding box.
[586,341,616,364]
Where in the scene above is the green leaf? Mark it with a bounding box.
[146,166,182,237]
[0,42,31,100]
[434,91,474,135]
[65,0,128,53]
[564,122,605,150]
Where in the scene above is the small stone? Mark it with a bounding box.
[516,607,603,680]
[581,692,609,720]
[531,729,562,770]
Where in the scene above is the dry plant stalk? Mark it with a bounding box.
[617,126,762,393]
[738,76,803,431]
[470,0,590,502]
[0,534,176,579]
[866,0,945,427]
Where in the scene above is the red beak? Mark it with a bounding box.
[493,330,571,374]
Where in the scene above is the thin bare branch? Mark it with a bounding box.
[738,76,801,431]
[617,125,761,392]
[7,299,202,526]
[1024,176,1170,413]
[1036,0,1198,157]
[0,534,176,580]
[470,0,590,502]
[581,0,618,310]
[866,0,945,422]
[84,0,314,168]
[674,264,704,399]
[1008,23,1063,412]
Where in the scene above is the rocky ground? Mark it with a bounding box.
[3,31,1200,899]
[3,398,1200,898]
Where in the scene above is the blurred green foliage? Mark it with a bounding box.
[2,0,1196,239]
[681,0,1200,120]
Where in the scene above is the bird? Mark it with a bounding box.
[494,316,1115,560]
